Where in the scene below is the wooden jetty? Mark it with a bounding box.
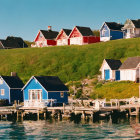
[0,97,140,121]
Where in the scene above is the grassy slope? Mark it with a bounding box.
[0,38,140,98]
[92,81,139,99]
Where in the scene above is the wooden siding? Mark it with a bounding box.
[24,78,48,101]
[48,92,68,104]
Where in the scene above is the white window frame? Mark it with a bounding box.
[1,89,5,96]
[60,92,64,98]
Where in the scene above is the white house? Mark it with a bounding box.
[100,59,122,81]
[122,19,140,39]
[119,56,140,82]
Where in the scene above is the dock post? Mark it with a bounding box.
[63,103,65,113]
[82,111,85,119]
[37,111,40,120]
[17,111,19,121]
[136,107,139,116]
[21,112,24,121]
[44,112,46,120]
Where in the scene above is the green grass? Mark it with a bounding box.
[0,37,140,86]
[91,81,139,100]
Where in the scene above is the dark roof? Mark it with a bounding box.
[0,36,28,49]
[105,59,122,70]
[120,57,140,69]
[76,26,94,36]
[131,19,140,28]
[1,76,24,88]
[63,29,72,36]
[34,76,68,91]
[105,22,124,30]
[40,30,59,40]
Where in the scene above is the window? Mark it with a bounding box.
[0,79,3,85]
[1,89,5,96]
[60,92,64,98]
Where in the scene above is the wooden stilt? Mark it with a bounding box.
[37,111,39,120]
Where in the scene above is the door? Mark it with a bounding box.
[104,69,110,80]
[115,70,120,81]
[29,90,42,102]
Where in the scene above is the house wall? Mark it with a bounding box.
[48,92,68,104]
[110,30,124,40]
[100,60,114,80]
[24,78,48,101]
[47,40,57,46]
[120,69,136,81]
[83,36,100,44]
[57,39,68,46]
[70,37,83,45]
[0,79,10,103]
[10,89,23,104]
[100,24,110,42]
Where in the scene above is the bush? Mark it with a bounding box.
[75,89,82,99]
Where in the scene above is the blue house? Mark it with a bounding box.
[0,76,24,104]
[22,76,69,107]
[100,22,124,42]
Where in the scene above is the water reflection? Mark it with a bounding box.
[0,117,139,139]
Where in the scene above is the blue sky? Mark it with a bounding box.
[0,0,140,41]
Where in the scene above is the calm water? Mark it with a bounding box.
[0,117,140,140]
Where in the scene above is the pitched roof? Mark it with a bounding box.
[0,36,28,49]
[34,76,68,91]
[131,19,140,28]
[63,29,72,36]
[105,59,122,70]
[1,76,24,88]
[120,57,140,69]
[40,30,59,40]
[105,22,124,30]
[76,26,94,36]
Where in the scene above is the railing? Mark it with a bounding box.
[24,99,57,107]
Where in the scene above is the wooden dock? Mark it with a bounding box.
[0,97,140,121]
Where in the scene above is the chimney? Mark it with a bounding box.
[11,72,17,76]
[48,26,52,31]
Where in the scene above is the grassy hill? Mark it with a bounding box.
[1,38,140,99]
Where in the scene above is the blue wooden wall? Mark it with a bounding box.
[0,80,10,103]
[48,92,68,104]
[23,78,48,100]
[100,24,110,37]
[10,89,23,103]
[110,30,123,40]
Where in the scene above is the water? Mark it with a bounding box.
[0,117,140,140]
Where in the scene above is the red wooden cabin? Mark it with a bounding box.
[56,29,71,46]
[32,26,58,47]
[69,26,100,45]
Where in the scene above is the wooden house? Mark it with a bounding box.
[33,26,58,47]
[69,26,100,45]
[100,59,122,81]
[119,56,140,82]
[0,75,24,104]
[0,36,28,49]
[122,19,140,38]
[100,22,124,42]
[22,76,69,107]
[56,29,72,46]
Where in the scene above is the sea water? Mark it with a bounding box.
[0,117,139,140]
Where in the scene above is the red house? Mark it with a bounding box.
[56,29,72,46]
[69,26,100,45]
[32,26,58,47]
